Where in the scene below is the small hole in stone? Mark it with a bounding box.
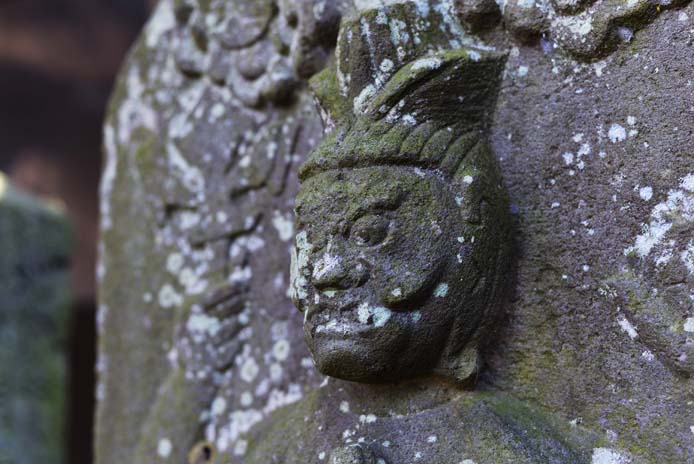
[188,441,216,464]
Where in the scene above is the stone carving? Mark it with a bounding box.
[458,0,694,60]
[240,5,604,462]
[97,0,333,461]
[290,5,513,385]
[98,0,694,462]
[171,0,341,107]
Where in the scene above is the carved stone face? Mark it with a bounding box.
[291,166,474,382]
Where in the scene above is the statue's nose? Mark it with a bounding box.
[311,245,369,290]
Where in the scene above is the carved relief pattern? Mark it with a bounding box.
[98,0,337,460]
[497,0,693,59]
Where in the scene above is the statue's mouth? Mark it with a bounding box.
[305,291,395,340]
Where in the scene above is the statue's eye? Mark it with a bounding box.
[350,215,389,247]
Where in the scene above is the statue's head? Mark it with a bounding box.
[290,4,512,384]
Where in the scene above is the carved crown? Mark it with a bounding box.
[299,2,507,180]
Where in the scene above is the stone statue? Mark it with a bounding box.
[290,17,512,386]
[241,4,599,462]
[98,0,694,462]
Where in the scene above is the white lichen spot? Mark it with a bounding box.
[683,317,694,333]
[359,414,377,424]
[233,439,248,456]
[373,306,391,327]
[380,59,394,73]
[635,186,653,203]
[313,0,326,19]
[179,211,201,230]
[682,173,694,192]
[272,210,294,242]
[273,339,291,362]
[557,15,593,36]
[157,438,173,458]
[357,303,371,325]
[166,253,184,274]
[678,11,689,21]
[240,357,259,383]
[167,142,205,192]
[186,312,221,343]
[158,284,182,308]
[608,124,627,143]
[517,65,529,77]
[563,152,574,165]
[146,2,176,48]
[211,397,227,416]
[617,315,638,339]
[312,250,341,282]
[411,56,442,71]
[641,350,655,361]
[402,114,416,125]
[269,363,283,382]
[357,302,392,327]
[434,283,449,298]
[427,435,437,443]
[354,84,377,114]
[290,231,313,303]
[624,175,694,261]
[339,401,350,413]
[210,103,226,122]
[593,62,607,77]
[463,175,474,184]
[467,50,481,61]
[319,451,326,460]
[240,391,254,407]
[100,126,118,230]
[391,288,402,297]
[591,448,631,464]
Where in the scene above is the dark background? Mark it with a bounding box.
[0,1,154,462]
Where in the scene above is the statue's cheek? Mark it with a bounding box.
[376,259,443,310]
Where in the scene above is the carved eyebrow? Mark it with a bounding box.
[350,184,408,219]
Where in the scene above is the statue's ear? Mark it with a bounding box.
[434,343,480,387]
[364,48,507,129]
[309,58,354,131]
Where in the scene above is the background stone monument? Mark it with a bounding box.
[0,173,72,464]
[98,0,694,462]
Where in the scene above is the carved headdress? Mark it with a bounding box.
[300,1,507,181]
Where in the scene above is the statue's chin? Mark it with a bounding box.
[308,333,415,383]
[312,339,389,382]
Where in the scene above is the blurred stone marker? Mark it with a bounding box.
[0,172,71,464]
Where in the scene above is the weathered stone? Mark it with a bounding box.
[0,173,71,464]
[98,0,694,462]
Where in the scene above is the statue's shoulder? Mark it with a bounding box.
[241,388,600,464]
